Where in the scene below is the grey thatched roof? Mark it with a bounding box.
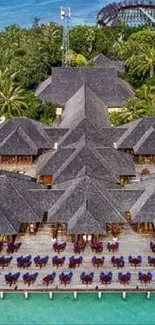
[116,117,155,151]
[68,203,107,235]
[0,208,20,235]
[44,128,68,145]
[0,117,54,156]
[0,126,38,155]
[129,186,155,224]
[36,67,134,107]
[133,127,155,155]
[126,175,155,191]
[108,189,143,212]
[93,54,125,75]
[59,84,110,130]
[45,139,119,185]
[0,172,51,234]
[93,54,112,67]
[97,147,136,177]
[37,147,75,176]
[27,189,64,214]
[59,118,112,148]
[48,175,127,234]
[101,127,127,143]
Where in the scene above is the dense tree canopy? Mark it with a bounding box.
[0,22,154,125]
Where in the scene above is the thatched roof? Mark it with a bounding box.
[48,175,127,234]
[108,189,143,212]
[58,119,112,148]
[93,54,125,75]
[101,127,127,143]
[116,117,155,152]
[129,186,155,224]
[0,175,41,234]
[36,67,134,107]
[0,171,64,234]
[0,117,54,156]
[59,84,110,130]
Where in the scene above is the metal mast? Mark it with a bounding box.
[61,7,71,67]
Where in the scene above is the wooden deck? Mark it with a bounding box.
[1,224,155,292]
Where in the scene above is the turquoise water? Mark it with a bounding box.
[0,0,109,30]
[0,293,155,325]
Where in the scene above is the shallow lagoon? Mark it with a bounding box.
[0,293,155,325]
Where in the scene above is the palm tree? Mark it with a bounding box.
[126,46,155,78]
[85,28,95,53]
[0,69,28,118]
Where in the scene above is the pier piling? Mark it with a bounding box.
[0,292,4,299]
[122,292,126,300]
[73,292,77,300]
[146,292,151,300]
[49,292,53,300]
[24,292,29,299]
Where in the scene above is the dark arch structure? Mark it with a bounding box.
[97,0,155,27]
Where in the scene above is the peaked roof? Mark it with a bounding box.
[59,118,112,148]
[0,175,41,234]
[59,84,110,129]
[48,175,127,234]
[0,172,51,234]
[36,67,134,107]
[97,147,136,177]
[37,147,75,176]
[108,189,143,211]
[0,126,38,155]
[116,117,155,150]
[0,117,55,155]
[93,54,112,67]
[93,54,124,75]
[0,208,20,235]
[52,139,118,185]
[129,186,155,224]
[68,203,107,234]
[133,126,155,155]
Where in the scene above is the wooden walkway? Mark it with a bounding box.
[0,224,155,292]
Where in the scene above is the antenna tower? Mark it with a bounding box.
[61,7,71,67]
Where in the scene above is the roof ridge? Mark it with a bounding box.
[116,118,142,148]
[85,175,126,221]
[0,207,18,232]
[6,177,40,220]
[130,186,155,219]
[0,125,38,152]
[133,126,154,153]
[68,202,105,232]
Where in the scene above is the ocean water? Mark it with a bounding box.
[0,0,108,30]
[0,293,155,325]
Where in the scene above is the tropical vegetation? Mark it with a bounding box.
[0,22,154,125]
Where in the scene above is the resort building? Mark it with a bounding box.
[35,59,134,112]
[1,64,155,292]
[97,0,155,28]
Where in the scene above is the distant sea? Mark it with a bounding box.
[0,0,109,30]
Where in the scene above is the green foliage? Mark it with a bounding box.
[110,85,155,126]
[0,22,155,126]
[0,23,62,90]
[24,91,57,125]
[0,68,28,118]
